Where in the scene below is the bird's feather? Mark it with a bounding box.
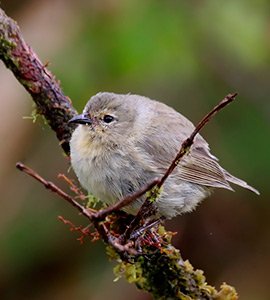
[135,98,258,194]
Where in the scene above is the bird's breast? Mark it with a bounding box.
[70,126,124,204]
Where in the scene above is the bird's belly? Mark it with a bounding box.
[72,154,210,218]
[156,180,210,218]
[70,133,210,218]
[71,154,116,205]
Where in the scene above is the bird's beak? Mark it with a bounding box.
[68,114,92,125]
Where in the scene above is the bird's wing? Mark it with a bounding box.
[138,135,234,190]
[135,100,240,191]
[177,145,233,190]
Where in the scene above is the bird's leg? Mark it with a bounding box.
[122,199,158,241]
[130,217,166,252]
[130,217,165,240]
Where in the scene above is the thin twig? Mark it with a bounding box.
[94,178,160,219]
[16,162,94,220]
[157,92,238,188]
[15,162,137,253]
[58,173,87,200]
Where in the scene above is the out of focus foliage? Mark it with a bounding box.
[0,1,269,300]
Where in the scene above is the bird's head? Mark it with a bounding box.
[69,92,143,151]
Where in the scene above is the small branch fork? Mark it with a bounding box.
[16,163,92,219]
[16,93,237,252]
[15,162,136,254]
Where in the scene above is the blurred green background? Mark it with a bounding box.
[0,1,269,299]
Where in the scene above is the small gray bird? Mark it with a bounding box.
[69,92,259,219]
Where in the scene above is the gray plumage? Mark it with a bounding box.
[69,92,259,219]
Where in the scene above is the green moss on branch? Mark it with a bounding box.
[111,242,238,300]
[0,8,77,155]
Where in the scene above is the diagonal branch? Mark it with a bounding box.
[16,162,138,254]
[0,8,76,155]
[16,162,93,219]
[157,92,237,188]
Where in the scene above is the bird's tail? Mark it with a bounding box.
[223,169,260,195]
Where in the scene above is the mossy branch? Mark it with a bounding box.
[0,7,238,300]
[0,8,76,154]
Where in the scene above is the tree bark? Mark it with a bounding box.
[0,8,76,155]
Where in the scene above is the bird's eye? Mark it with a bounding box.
[103,115,114,123]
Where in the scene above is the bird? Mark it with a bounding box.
[69,92,259,219]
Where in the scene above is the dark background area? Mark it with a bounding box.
[0,1,269,299]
